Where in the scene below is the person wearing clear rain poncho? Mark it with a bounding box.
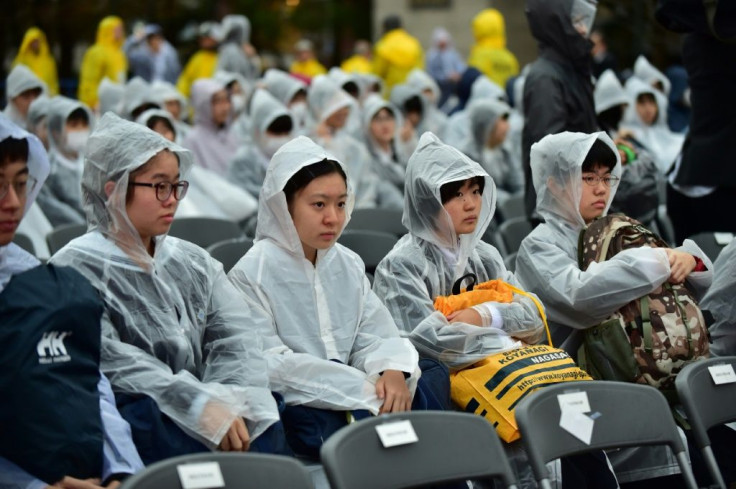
[361,94,412,191]
[308,74,402,209]
[35,96,94,227]
[515,131,714,488]
[261,68,309,133]
[49,113,287,464]
[0,115,144,488]
[227,135,450,459]
[227,88,294,199]
[373,132,545,371]
[3,64,46,130]
[217,15,260,81]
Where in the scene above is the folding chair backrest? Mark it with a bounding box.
[675,356,736,489]
[46,223,87,255]
[345,208,405,237]
[686,232,730,263]
[119,452,314,489]
[320,411,518,489]
[498,216,532,254]
[12,232,35,256]
[168,217,243,249]
[515,381,698,489]
[337,229,398,274]
[207,237,254,273]
[498,195,525,222]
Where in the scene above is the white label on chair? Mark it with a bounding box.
[375,420,419,448]
[557,391,591,413]
[177,462,225,489]
[714,232,734,246]
[708,364,736,385]
[559,410,594,445]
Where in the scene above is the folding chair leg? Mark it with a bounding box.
[676,450,700,489]
[702,446,727,489]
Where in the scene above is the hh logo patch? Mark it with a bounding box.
[37,331,72,364]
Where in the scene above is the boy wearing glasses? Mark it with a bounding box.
[50,113,289,464]
[515,131,712,351]
[0,116,144,488]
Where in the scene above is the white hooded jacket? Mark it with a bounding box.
[50,113,280,448]
[228,136,420,413]
[373,132,545,370]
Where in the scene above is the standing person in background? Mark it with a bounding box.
[217,15,261,82]
[468,9,519,90]
[125,24,181,84]
[426,28,465,109]
[340,40,373,74]
[78,16,127,109]
[372,15,424,98]
[289,39,326,81]
[12,27,59,96]
[176,21,221,99]
[521,0,598,223]
[590,28,617,79]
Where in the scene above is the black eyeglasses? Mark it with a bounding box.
[0,176,37,201]
[128,181,189,201]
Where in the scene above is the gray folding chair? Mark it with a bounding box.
[655,205,676,246]
[207,237,254,273]
[12,232,35,255]
[46,223,87,255]
[497,194,526,221]
[119,452,314,489]
[515,381,698,489]
[168,217,243,249]
[675,356,736,489]
[320,411,518,489]
[498,216,532,255]
[504,251,517,273]
[686,232,730,263]
[344,208,405,237]
[337,229,398,275]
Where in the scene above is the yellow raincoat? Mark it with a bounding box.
[468,9,519,88]
[289,58,327,80]
[78,16,127,108]
[12,27,59,96]
[372,28,424,97]
[340,54,372,74]
[176,50,218,98]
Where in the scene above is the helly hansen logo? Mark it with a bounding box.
[37,331,72,364]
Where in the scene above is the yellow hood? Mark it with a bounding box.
[18,27,50,56]
[375,29,423,68]
[96,16,124,49]
[472,9,506,48]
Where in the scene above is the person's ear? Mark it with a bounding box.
[104,181,116,199]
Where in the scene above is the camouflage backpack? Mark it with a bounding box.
[576,214,709,400]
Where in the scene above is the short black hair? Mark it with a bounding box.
[582,139,617,173]
[267,115,293,135]
[0,137,29,166]
[403,95,423,117]
[597,105,624,133]
[440,176,485,205]
[145,115,176,138]
[383,15,402,32]
[131,103,160,120]
[67,108,89,125]
[283,159,347,204]
[342,81,360,99]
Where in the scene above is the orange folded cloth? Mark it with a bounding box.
[433,279,514,316]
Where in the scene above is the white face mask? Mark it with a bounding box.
[231,94,247,116]
[261,135,292,159]
[571,0,597,38]
[290,102,308,127]
[65,129,90,154]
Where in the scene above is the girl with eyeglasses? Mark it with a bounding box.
[51,112,290,464]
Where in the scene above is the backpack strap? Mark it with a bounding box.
[577,227,588,268]
[669,284,694,357]
[640,295,654,354]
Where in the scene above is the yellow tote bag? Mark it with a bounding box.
[441,281,592,443]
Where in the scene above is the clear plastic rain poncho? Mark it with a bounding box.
[35,96,94,227]
[594,69,628,116]
[445,75,505,147]
[261,69,309,132]
[121,77,158,120]
[373,132,545,370]
[150,80,191,142]
[97,77,124,116]
[406,68,449,139]
[0,114,50,289]
[135,108,257,221]
[461,98,523,204]
[633,55,671,96]
[700,239,736,357]
[621,77,684,173]
[214,70,253,143]
[361,94,409,189]
[3,64,47,129]
[217,15,259,81]
[49,112,280,447]
[514,131,712,347]
[228,136,420,413]
[327,67,363,139]
[181,78,241,176]
[228,88,293,199]
[308,74,402,209]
